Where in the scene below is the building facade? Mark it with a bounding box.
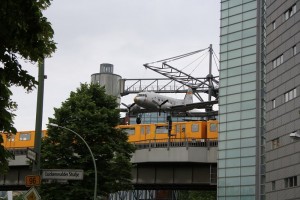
[265,0,299,200]
[218,0,299,199]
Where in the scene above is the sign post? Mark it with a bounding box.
[24,187,41,200]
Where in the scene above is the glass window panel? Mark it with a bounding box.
[227,84,241,94]
[228,76,241,86]
[227,121,241,131]
[242,45,256,56]
[226,149,241,158]
[226,168,241,177]
[242,54,256,65]
[227,139,241,148]
[242,27,256,38]
[226,158,241,167]
[227,93,241,103]
[219,114,226,122]
[228,49,242,59]
[241,156,255,166]
[221,60,228,69]
[242,82,256,92]
[241,176,255,185]
[227,130,241,139]
[228,66,241,77]
[218,187,226,195]
[242,36,256,47]
[220,35,228,44]
[227,102,241,112]
[228,23,242,33]
[219,105,227,113]
[219,159,226,168]
[243,1,256,12]
[226,177,241,186]
[220,69,228,78]
[19,133,31,141]
[221,27,228,35]
[219,178,226,187]
[242,72,256,82]
[221,44,228,52]
[219,87,227,96]
[226,186,241,195]
[219,150,226,159]
[241,166,255,176]
[221,10,229,18]
[227,111,241,121]
[241,109,256,119]
[241,137,256,147]
[241,119,255,128]
[229,5,243,16]
[242,63,256,73]
[241,100,256,110]
[243,19,256,29]
[220,52,228,61]
[241,186,255,195]
[191,124,199,132]
[228,58,241,68]
[241,147,256,156]
[243,9,257,20]
[220,123,227,132]
[242,91,256,101]
[228,31,242,42]
[228,40,242,50]
[221,1,229,10]
[241,128,256,137]
[219,96,227,104]
[229,14,242,24]
[219,169,226,178]
[229,0,242,7]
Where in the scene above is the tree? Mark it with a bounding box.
[0,0,56,173]
[40,83,135,199]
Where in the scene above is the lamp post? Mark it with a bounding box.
[48,123,98,200]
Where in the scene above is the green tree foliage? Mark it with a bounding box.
[40,83,135,199]
[0,0,56,173]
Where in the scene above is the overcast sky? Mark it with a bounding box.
[12,0,220,131]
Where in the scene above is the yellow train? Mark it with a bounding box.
[116,120,218,143]
[1,120,218,150]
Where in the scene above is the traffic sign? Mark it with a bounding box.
[24,187,41,200]
[42,169,84,180]
[25,175,41,187]
[26,148,37,162]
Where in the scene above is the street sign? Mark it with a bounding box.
[25,175,41,187]
[24,187,41,200]
[42,169,84,180]
[26,148,37,162]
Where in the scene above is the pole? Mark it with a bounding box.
[33,58,45,173]
[208,44,213,102]
[48,123,98,200]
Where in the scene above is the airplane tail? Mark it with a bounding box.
[184,87,193,104]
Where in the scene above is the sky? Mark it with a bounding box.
[11,0,220,131]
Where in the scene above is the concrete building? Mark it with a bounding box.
[218,0,299,199]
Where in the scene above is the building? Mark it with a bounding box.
[218,0,299,199]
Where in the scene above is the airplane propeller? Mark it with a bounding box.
[153,100,169,116]
[121,103,137,114]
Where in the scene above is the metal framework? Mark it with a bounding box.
[120,45,219,102]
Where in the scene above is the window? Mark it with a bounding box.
[271,138,279,149]
[272,54,283,68]
[123,128,135,135]
[6,134,15,142]
[285,88,297,102]
[293,45,297,55]
[272,99,276,108]
[272,21,276,30]
[272,181,276,191]
[19,133,31,141]
[191,124,199,132]
[155,126,168,134]
[285,176,298,188]
[284,4,297,21]
[210,123,218,132]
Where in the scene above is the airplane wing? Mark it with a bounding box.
[170,100,218,112]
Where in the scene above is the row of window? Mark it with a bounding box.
[272,176,298,190]
[272,4,297,30]
[272,88,297,108]
[272,45,297,69]
[7,133,31,141]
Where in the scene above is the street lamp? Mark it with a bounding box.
[48,123,98,200]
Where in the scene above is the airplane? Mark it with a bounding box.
[121,88,218,116]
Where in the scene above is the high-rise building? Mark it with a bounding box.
[218,0,299,199]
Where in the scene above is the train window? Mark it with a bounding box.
[122,128,135,135]
[210,123,217,132]
[7,134,15,142]
[176,125,180,133]
[19,133,31,141]
[191,124,199,132]
[141,127,145,135]
[156,126,168,134]
[145,126,150,134]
